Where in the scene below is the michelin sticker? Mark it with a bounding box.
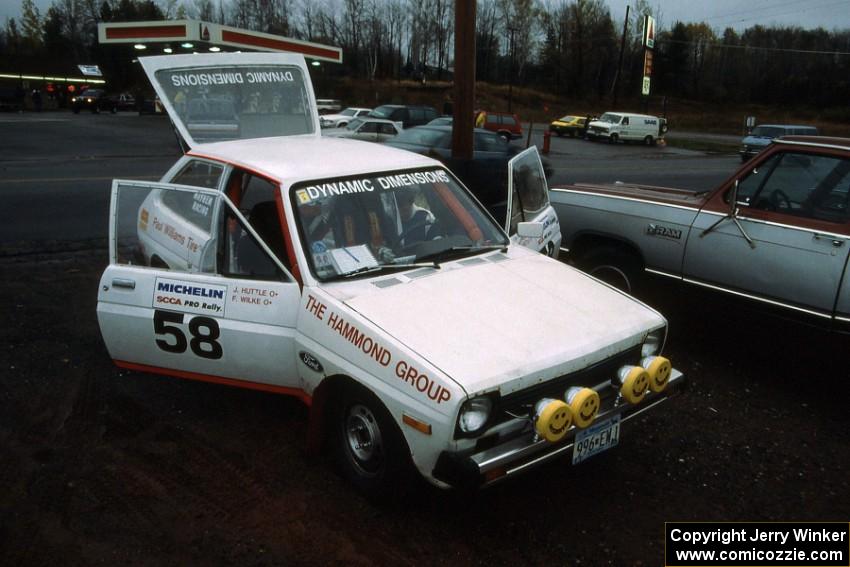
[154,277,227,316]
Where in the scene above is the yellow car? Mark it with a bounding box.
[549,115,588,137]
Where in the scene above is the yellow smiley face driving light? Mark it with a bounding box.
[618,366,650,404]
[534,398,573,443]
[641,356,672,393]
[565,387,600,429]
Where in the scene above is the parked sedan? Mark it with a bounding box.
[319,107,371,128]
[321,117,401,142]
[549,115,589,137]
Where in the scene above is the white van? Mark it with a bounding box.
[586,112,667,145]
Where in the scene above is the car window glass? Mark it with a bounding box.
[486,114,498,124]
[378,123,396,135]
[360,121,379,133]
[113,182,219,273]
[622,117,630,125]
[509,151,550,234]
[474,132,503,152]
[502,116,516,127]
[171,160,224,189]
[735,153,781,205]
[410,108,424,122]
[395,127,448,147]
[745,153,850,222]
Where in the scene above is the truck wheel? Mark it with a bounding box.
[579,247,641,295]
[644,135,654,146]
[498,131,511,142]
[609,133,619,144]
[331,384,410,495]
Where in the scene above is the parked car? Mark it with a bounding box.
[475,110,523,140]
[321,117,401,142]
[427,116,453,126]
[319,107,372,128]
[315,98,341,114]
[368,104,438,128]
[97,52,684,494]
[550,135,850,333]
[70,90,136,114]
[549,115,589,138]
[386,125,558,256]
[740,124,819,162]
[585,112,667,145]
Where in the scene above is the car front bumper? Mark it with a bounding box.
[432,368,685,488]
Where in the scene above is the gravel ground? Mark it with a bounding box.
[1,246,847,566]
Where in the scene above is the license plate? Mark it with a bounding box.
[572,414,621,465]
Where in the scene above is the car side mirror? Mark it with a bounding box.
[517,221,544,239]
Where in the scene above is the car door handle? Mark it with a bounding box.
[111,278,136,290]
[813,233,845,247]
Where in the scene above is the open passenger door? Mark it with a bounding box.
[506,146,562,257]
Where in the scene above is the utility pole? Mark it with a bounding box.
[611,4,630,108]
[507,26,516,113]
[451,0,476,161]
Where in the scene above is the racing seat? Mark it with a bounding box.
[236,201,290,277]
[330,196,398,252]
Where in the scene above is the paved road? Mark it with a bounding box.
[0,112,740,250]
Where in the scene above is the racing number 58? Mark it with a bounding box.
[153,309,223,359]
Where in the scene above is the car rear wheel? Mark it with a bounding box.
[644,135,654,146]
[331,383,410,496]
[579,246,641,295]
[498,131,511,142]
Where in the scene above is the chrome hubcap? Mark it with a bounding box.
[345,404,383,465]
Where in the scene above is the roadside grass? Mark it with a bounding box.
[663,137,740,154]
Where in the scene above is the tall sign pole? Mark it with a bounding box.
[452,0,476,161]
[611,5,630,108]
[641,14,656,104]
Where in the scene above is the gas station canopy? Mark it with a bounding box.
[98,20,342,64]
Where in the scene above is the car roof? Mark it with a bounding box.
[188,136,440,185]
[755,124,817,129]
[774,136,849,151]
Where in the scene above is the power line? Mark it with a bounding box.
[697,0,850,28]
[658,37,850,56]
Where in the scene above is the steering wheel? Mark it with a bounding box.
[769,189,792,211]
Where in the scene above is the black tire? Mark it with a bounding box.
[72,107,80,114]
[556,130,564,137]
[609,133,619,144]
[498,132,511,142]
[568,130,576,138]
[578,246,641,295]
[644,135,654,146]
[330,383,410,496]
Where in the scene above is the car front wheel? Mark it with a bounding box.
[331,384,410,495]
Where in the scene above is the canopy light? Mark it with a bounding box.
[134,44,146,50]
[181,42,194,48]
[209,46,221,52]
[311,61,321,66]
[163,47,173,54]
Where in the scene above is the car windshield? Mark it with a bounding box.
[393,127,448,147]
[340,108,357,117]
[599,113,621,123]
[154,63,315,143]
[345,118,364,131]
[751,126,785,138]
[369,105,397,119]
[292,167,508,281]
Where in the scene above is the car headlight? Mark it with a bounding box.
[458,396,493,435]
[641,326,666,357]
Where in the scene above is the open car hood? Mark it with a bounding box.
[339,252,664,395]
[139,52,320,150]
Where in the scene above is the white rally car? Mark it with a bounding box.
[97,53,684,492]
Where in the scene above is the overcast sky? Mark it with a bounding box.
[2,0,850,32]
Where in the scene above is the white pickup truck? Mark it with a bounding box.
[96,52,684,492]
